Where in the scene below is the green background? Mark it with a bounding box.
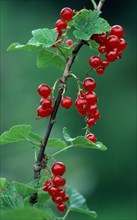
[0,0,136,219]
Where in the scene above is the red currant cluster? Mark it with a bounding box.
[89,25,127,75]
[42,162,69,212]
[53,7,74,46]
[37,84,53,118]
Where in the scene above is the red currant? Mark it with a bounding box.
[86,133,96,143]
[37,84,51,98]
[37,106,52,118]
[101,59,109,68]
[62,194,69,202]
[57,203,66,212]
[96,66,105,75]
[57,189,65,197]
[77,108,87,116]
[117,38,127,50]
[98,44,107,54]
[83,77,96,92]
[51,162,66,176]
[61,97,73,109]
[106,35,119,50]
[56,19,67,30]
[88,104,98,115]
[48,186,59,196]
[86,117,95,126]
[75,97,87,110]
[60,7,73,21]
[110,25,124,39]
[106,50,117,62]
[40,97,52,109]
[65,39,73,46]
[91,33,107,44]
[89,56,101,69]
[94,111,100,121]
[85,92,97,105]
[117,50,122,58]
[53,176,66,187]
[54,27,62,39]
[52,196,62,204]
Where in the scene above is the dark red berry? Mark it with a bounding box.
[62,194,69,202]
[75,97,87,110]
[98,44,107,54]
[77,108,87,116]
[83,77,96,92]
[110,25,124,39]
[89,56,101,69]
[106,50,117,62]
[37,84,51,98]
[60,7,73,21]
[61,97,73,109]
[86,133,96,143]
[86,117,95,126]
[91,33,107,44]
[57,203,66,212]
[53,176,66,187]
[37,106,52,118]
[96,66,105,75]
[42,180,51,191]
[117,50,122,58]
[94,111,100,121]
[85,92,98,105]
[117,38,127,50]
[88,104,98,115]
[106,35,119,50]
[65,39,73,46]
[54,27,62,39]
[58,189,65,197]
[56,19,67,30]
[40,97,52,109]
[101,59,109,68]
[48,186,59,196]
[52,162,66,176]
[52,196,62,204]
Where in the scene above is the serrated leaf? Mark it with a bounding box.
[63,127,75,142]
[29,132,42,142]
[0,178,9,192]
[47,138,67,148]
[37,48,65,69]
[67,187,97,218]
[0,125,31,145]
[56,44,73,58]
[89,40,99,52]
[72,136,107,151]
[7,42,42,51]
[0,207,53,220]
[32,28,58,48]
[0,194,23,210]
[73,9,111,40]
[13,181,37,198]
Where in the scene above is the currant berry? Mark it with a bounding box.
[57,203,67,212]
[88,104,98,115]
[75,97,87,110]
[65,39,73,46]
[61,97,73,109]
[106,50,117,62]
[62,194,69,202]
[98,44,107,54]
[101,59,109,68]
[91,33,107,44]
[52,196,62,204]
[42,180,51,191]
[117,38,127,50]
[110,25,124,39]
[86,133,97,143]
[55,19,67,30]
[52,175,66,187]
[77,108,87,116]
[89,56,101,69]
[57,189,65,197]
[117,50,122,58]
[52,162,66,176]
[40,97,52,109]
[83,77,96,92]
[60,7,73,21]
[37,106,52,118]
[54,27,62,39]
[106,35,119,50]
[48,186,59,196]
[94,111,100,121]
[37,84,51,98]
[96,66,105,75]
[86,117,95,126]
[85,92,98,105]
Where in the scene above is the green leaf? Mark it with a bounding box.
[67,187,97,218]
[73,9,111,40]
[89,40,99,52]
[29,132,42,142]
[0,207,54,220]
[13,181,37,198]
[56,44,73,58]
[0,194,23,210]
[0,178,9,192]
[34,204,55,220]
[37,48,65,69]
[37,191,50,204]
[72,137,107,151]
[31,28,58,48]
[7,42,42,51]
[47,138,67,148]
[63,127,75,142]
[0,125,31,145]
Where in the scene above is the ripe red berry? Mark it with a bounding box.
[96,66,105,75]
[94,111,100,121]
[54,27,62,39]
[57,203,66,212]
[65,39,73,46]
[42,180,51,191]
[62,194,69,202]
[117,38,127,50]
[61,97,73,109]
[53,176,66,187]
[88,104,98,115]
[75,97,87,110]
[106,50,117,62]
[56,19,67,30]
[86,117,95,126]
[60,7,73,21]
[86,133,96,143]
[48,186,59,196]
[77,108,87,116]
[83,77,96,92]
[91,33,107,44]
[117,50,122,58]
[89,56,101,69]
[37,106,52,118]
[110,25,124,39]
[37,84,51,98]
[101,59,109,68]
[52,196,62,204]
[106,35,119,50]
[98,44,107,54]
[85,92,97,105]
[58,189,65,197]
[52,162,66,176]
[40,97,52,109]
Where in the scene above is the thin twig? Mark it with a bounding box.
[97,0,106,11]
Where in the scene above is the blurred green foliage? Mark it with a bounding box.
[0,0,136,219]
